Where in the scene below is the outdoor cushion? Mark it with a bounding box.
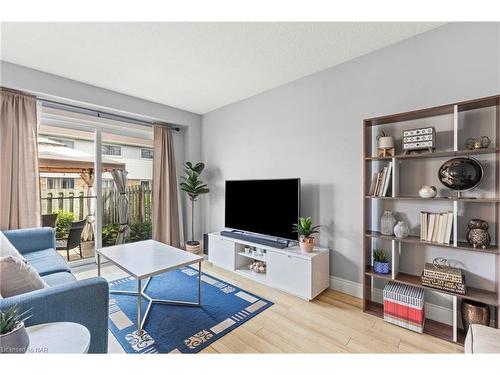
[0,256,48,297]
[42,271,77,287]
[24,248,71,276]
[0,231,25,261]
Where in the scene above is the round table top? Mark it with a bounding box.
[26,322,91,354]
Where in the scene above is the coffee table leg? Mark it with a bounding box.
[137,278,142,334]
[198,261,202,306]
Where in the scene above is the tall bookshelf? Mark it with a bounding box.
[363,95,500,345]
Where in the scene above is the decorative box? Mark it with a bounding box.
[383,281,425,333]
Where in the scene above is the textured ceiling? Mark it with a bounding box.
[1,22,444,114]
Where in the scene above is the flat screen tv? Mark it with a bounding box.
[225,178,300,241]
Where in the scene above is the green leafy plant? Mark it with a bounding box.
[0,305,32,335]
[55,210,75,238]
[128,222,152,243]
[179,162,210,243]
[373,249,390,263]
[102,224,119,247]
[292,217,321,240]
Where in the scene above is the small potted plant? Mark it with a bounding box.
[376,131,394,149]
[0,305,32,354]
[373,249,390,274]
[292,217,321,253]
[180,162,210,254]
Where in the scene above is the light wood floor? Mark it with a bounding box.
[73,260,463,354]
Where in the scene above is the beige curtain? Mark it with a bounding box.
[152,125,180,247]
[0,88,41,230]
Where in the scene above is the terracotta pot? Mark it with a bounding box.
[299,237,315,253]
[185,241,201,254]
[0,322,30,354]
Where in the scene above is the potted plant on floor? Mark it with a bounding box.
[373,249,390,274]
[180,162,210,254]
[292,217,321,253]
[0,305,32,354]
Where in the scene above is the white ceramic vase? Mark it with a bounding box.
[394,221,410,238]
[378,136,394,149]
[381,211,396,236]
[419,185,437,198]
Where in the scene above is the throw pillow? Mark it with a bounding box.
[0,256,48,298]
[0,231,25,261]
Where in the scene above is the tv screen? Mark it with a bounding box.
[225,178,300,240]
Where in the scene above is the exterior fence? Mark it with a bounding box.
[41,187,152,225]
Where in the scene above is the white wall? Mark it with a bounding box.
[201,22,500,292]
[1,61,204,242]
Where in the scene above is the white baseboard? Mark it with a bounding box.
[329,276,454,326]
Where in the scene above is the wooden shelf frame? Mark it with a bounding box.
[362,94,500,345]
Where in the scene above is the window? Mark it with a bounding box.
[47,177,75,189]
[48,137,74,148]
[102,144,122,156]
[102,179,115,189]
[141,148,153,159]
[140,180,152,189]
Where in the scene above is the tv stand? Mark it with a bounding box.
[207,232,330,300]
[220,230,289,249]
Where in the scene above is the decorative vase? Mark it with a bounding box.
[418,185,437,198]
[466,219,491,249]
[299,237,315,253]
[185,241,201,254]
[0,322,30,354]
[461,299,490,333]
[394,221,410,238]
[378,136,394,149]
[373,260,390,274]
[380,211,396,236]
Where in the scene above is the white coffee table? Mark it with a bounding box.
[26,322,90,354]
[97,240,203,333]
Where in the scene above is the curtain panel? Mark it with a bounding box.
[0,88,41,230]
[152,125,180,247]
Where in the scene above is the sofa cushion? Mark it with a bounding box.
[24,248,71,276]
[0,256,48,297]
[465,324,500,353]
[42,271,77,287]
[0,231,26,261]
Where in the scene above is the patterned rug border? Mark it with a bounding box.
[108,268,274,354]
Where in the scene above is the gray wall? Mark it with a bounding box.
[1,61,204,243]
[201,23,500,290]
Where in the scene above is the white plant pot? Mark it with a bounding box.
[378,136,394,149]
[0,322,30,354]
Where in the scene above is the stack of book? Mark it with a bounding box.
[420,211,453,244]
[368,162,393,197]
[383,281,425,333]
[421,263,466,295]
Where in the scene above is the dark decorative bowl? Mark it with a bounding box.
[438,157,484,192]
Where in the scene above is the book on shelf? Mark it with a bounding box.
[368,162,393,197]
[420,211,453,244]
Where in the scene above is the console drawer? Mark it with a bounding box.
[267,251,312,299]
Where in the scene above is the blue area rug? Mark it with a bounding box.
[108,267,273,353]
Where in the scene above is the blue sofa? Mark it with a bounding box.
[0,227,109,353]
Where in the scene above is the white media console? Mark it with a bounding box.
[207,232,330,300]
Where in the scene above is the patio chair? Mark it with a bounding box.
[42,213,58,228]
[56,219,86,261]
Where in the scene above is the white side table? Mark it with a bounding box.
[26,322,90,354]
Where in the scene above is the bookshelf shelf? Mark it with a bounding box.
[365,147,500,161]
[364,196,500,203]
[365,230,500,255]
[363,94,500,345]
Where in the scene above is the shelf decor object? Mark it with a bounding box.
[466,219,491,249]
[461,299,490,333]
[438,157,484,198]
[380,210,396,235]
[418,185,437,198]
[363,94,500,345]
[402,126,436,155]
[383,281,425,333]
